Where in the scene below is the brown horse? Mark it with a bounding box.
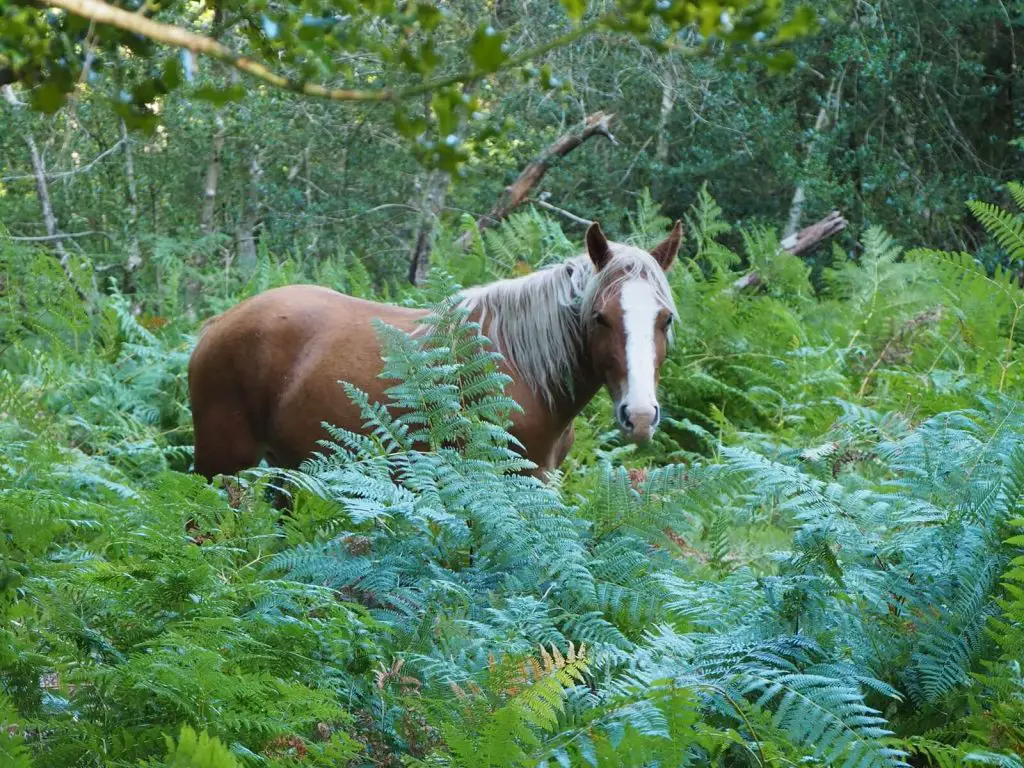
[188,220,681,481]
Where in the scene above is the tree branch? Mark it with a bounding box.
[42,0,605,104]
[530,197,593,226]
[732,210,848,291]
[0,138,125,183]
[5,231,106,242]
[455,110,617,249]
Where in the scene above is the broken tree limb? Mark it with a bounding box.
[732,210,847,291]
[455,111,617,250]
[782,209,847,256]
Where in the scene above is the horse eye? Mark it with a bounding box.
[595,313,610,328]
[664,315,674,329]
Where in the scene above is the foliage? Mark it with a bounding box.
[4,188,1024,767]
[0,0,815,172]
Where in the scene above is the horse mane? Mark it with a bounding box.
[456,243,677,406]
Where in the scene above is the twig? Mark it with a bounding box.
[4,231,107,242]
[529,197,593,226]
[617,135,653,187]
[0,138,125,183]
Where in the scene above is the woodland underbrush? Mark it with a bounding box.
[3,187,1024,767]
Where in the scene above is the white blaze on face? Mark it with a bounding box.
[619,279,661,435]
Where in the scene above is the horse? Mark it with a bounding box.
[187,220,682,482]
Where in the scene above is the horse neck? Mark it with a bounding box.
[549,343,603,426]
[461,299,602,427]
[516,312,603,431]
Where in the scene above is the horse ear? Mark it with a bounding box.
[586,221,612,271]
[650,220,683,271]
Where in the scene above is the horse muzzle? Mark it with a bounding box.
[616,402,660,442]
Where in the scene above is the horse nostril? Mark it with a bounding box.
[618,402,633,430]
[653,405,661,426]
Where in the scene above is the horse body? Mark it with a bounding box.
[188,284,586,478]
[188,221,682,481]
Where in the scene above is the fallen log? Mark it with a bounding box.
[455,111,617,250]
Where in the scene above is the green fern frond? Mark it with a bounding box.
[967,200,1024,265]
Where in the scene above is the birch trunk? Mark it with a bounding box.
[235,146,263,270]
[120,119,142,271]
[198,113,226,237]
[783,79,837,239]
[3,85,90,303]
[407,169,451,285]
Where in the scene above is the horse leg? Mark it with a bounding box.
[193,406,263,482]
[530,424,576,483]
[551,424,576,470]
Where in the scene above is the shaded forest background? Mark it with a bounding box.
[2,0,1021,298]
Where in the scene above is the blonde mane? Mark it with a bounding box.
[457,243,677,406]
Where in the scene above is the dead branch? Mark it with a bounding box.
[5,231,106,242]
[732,210,847,291]
[455,111,617,250]
[0,138,125,183]
[780,210,847,256]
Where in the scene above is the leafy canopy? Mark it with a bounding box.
[1,0,817,170]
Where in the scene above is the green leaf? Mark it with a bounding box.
[468,25,508,73]
[415,3,443,30]
[162,56,182,91]
[561,0,587,22]
[193,84,246,106]
[773,5,817,43]
[393,108,427,139]
[763,49,797,74]
[30,81,67,113]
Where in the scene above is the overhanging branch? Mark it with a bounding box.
[42,0,605,104]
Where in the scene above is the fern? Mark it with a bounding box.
[966,199,1024,266]
[6,188,1024,768]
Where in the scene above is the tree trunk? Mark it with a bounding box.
[455,111,617,250]
[407,169,451,285]
[783,77,840,239]
[654,64,676,169]
[3,85,90,304]
[235,145,263,270]
[199,113,226,237]
[119,118,142,272]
